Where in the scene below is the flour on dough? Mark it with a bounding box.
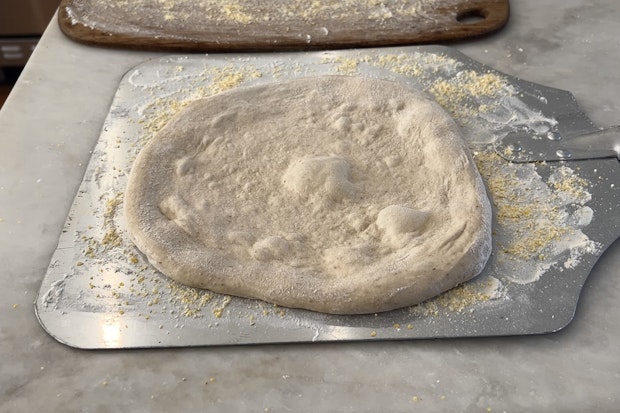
[124,75,492,314]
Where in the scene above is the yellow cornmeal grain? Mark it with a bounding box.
[84,243,96,259]
[410,298,438,317]
[138,98,189,136]
[501,224,571,261]
[434,282,492,313]
[97,192,125,249]
[167,281,213,318]
[478,103,494,113]
[206,65,262,95]
[410,280,495,316]
[549,168,591,201]
[221,3,253,24]
[371,52,464,78]
[319,53,509,125]
[101,228,122,247]
[104,192,124,219]
[459,71,506,97]
[321,55,371,75]
[334,58,360,75]
[474,151,591,263]
[138,65,262,140]
[99,0,439,26]
[495,203,535,221]
[428,70,507,122]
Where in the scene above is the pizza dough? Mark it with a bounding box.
[124,75,492,314]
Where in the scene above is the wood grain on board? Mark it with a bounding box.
[58,0,509,52]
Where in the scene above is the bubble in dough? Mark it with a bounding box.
[282,155,359,202]
[376,204,430,247]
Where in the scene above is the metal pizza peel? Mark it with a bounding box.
[35,46,620,349]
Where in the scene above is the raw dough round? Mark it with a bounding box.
[124,75,492,314]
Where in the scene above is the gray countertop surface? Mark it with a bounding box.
[1,1,619,411]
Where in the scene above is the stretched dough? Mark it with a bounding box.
[124,76,492,314]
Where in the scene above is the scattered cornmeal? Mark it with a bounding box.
[410,281,493,316]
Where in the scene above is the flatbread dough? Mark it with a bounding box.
[124,75,492,314]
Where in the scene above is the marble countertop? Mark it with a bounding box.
[1,1,619,411]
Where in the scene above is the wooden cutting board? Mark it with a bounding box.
[58,0,509,52]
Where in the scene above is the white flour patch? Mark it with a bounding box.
[42,274,70,309]
[476,155,598,285]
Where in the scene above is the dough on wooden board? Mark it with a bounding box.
[124,75,492,314]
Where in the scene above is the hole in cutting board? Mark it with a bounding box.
[456,8,487,24]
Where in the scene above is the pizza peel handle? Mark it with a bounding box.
[496,125,620,163]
